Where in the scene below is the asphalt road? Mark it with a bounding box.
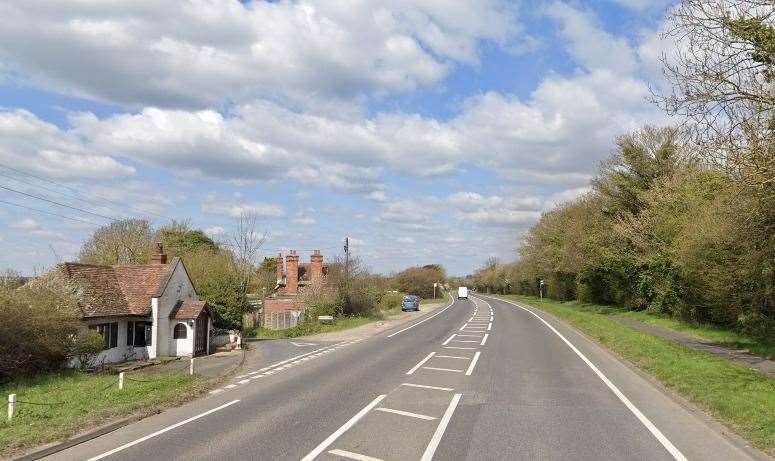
[43,294,764,461]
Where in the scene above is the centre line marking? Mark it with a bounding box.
[421,393,462,461]
[376,407,437,420]
[444,346,477,350]
[442,334,456,345]
[465,351,481,376]
[436,355,469,359]
[480,334,489,345]
[407,352,436,375]
[87,400,240,461]
[482,296,688,461]
[402,383,453,391]
[328,449,383,461]
[422,366,463,372]
[301,395,386,461]
[487,322,492,331]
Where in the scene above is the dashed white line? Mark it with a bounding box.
[420,394,462,461]
[376,407,437,420]
[407,352,436,375]
[328,449,383,461]
[401,383,454,391]
[435,355,469,359]
[422,366,463,373]
[87,400,240,461]
[487,322,492,331]
[465,351,481,376]
[444,346,477,350]
[480,334,489,346]
[442,334,456,345]
[301,395,386,461]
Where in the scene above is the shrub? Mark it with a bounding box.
[378,291,403,311]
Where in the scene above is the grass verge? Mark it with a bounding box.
[246,315,376,338]
[494,295,775,454]
[0,371,204,457]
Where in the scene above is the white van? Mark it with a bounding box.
[457,286,468,299]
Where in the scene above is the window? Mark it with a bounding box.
[89,322,118,349]
[127,321,150,347]
[173,323,187,339]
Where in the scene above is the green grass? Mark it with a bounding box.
[420,296,445,305]
[0,371,204,457]
[617,310,775,360]
[494,295,775,454]
[247,315,376,338]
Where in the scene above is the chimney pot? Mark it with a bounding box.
[151,242,167,265]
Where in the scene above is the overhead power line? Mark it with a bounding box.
[0,183,118,222]
[0,162,174,221]
[0,199,101,226]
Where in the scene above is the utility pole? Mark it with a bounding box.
[343,237,350,291]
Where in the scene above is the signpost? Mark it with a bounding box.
[433,282,438,299]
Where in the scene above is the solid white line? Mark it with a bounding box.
[301,395,387,461]
[401,383,454,391]
[435,355,469,359]
[225,384,237,389]
[376,407,437,420]
[328,449,383,461]
[422,366,463,372]
[480,334,489,346]
[452,339,478,343]
[442,334,456,346]
[407,352,436,375]
[387,294,455,338]
[465,351,481,376]
[456,334,482,337]
[443,346,476,350]
[459,324,469,331]
[87,400,240,461]
[420,393,462,461]
[487,322,492,331]
[485,296,688,461]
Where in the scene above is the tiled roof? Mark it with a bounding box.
[169,300,209,319]
[57,260,176,318]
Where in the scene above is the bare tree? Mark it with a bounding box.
[78,219,154,265]
[227,212,267,310]
[656,0,774,181]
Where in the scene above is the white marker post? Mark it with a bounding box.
[190,357,195,375]
[118,372,124,390]
[8,393,15,421]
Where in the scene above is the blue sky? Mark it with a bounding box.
[0,0,675,276]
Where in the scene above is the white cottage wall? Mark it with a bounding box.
[156,261,198,357]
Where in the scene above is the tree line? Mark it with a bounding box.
[471,0,774,336]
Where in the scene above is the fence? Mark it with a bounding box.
[262,310,305,330]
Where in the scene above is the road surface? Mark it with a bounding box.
[43,295,763,461]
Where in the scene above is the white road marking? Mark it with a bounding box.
[452,340,478,343]
[376,407,437,420]
[480,334,489,346]
[435,355,469,359]
[465,351,481,376]
[387,295,456,338]
[87,400,240,461]
[301,395,386,461]
[328,449,383,461]
[420,393,462,461]
[422,366,463,372]
[209,389,224,394]
[486,296,688,461]
[225,384,237,389]
[442,334,456,346]
[456,334,482,337]
[407,352,436,375]
[459,324,469,331]
[401,383,454,391]
[444,346,477,350]
[487,322,492,331]
[238,379,250,384]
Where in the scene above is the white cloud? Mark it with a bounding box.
[0,109,135,180]
[12,217,38,230]
[204,226,226,237]
[292,217,317,226]
[201,198,285,218]
[397,236,416,244]
[546,2,636,74]
[0,0,522,109]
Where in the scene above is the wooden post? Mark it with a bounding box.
[8,394,15,421]
[190,357,194,375]
[118,372,124,390]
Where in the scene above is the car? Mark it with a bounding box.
[401,295,420,311]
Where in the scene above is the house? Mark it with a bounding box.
[262,249,326,328]
[54,243,213,364]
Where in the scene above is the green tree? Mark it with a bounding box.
[79,219,154,265]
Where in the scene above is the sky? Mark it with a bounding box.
[0,0,677,276]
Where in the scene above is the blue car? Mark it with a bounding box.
[401,295,420,311]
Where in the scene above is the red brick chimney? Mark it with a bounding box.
[285,250,299,294]
[151,242,167,265]
[275,253,283,285]
[310,250,323,285]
